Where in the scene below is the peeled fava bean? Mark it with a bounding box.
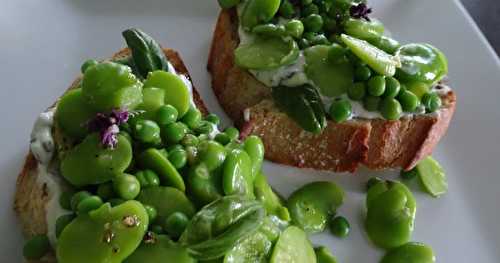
[82,61,143,112]
[57,201,149,263]
[143,71,191,117]
[137,148,185,191]
[315,246,339,263]
[224,232,272,263]
[381,242,436,263]
[240,0,281,29]
[187,163,223,206]
[222,149,254,198]
[270,226,317,263]
[61,134,132,187]
[55,88,96,140]
[136,186,195,225]
[287,181,344,233]
[124,234,196,263]
[366,180,416,249]
[396,43,448,85]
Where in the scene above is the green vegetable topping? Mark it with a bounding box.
[23,235,50,260]
[415,156,448,197]
[329,216,350,238]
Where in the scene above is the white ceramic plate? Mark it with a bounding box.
[2,0,499,261]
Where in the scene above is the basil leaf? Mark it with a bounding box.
[122,28,170,78]
[272,85,326,134]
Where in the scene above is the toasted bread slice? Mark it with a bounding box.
[208,9,456,172]
[14,48,208,262]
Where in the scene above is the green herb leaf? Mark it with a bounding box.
[272,85,326,134]
[122,28,170,78]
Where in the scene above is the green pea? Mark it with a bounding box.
[367,76,386,96]
[311,34,330,45]
[329,216,350,238]
[195,121,215,135]
[113,174,141,200]
[363,95,381,112]
[398,90,420,112]
[162,122,188,143]
[329,99,352,123]
[279,0,295,18]
[348,82,366,101]
[197,140,227,171]
[167,144,184,153]
[298,38,311,49]
[133,119,161,144]
[215,132,231,145]
[225,127,240,141]
[217,0,240,9]
[205,113,220,125]
[285,19,305,39]
[168,148,187,169]
[150,225,164,234]
[384,77,401,98]
[70,191,92,211]
[421,92,442,113]
[109,198,125,207]
[328,43,347,64]
[77,195,103,214]
[81,59,98,73]
[253,24,287,37]
[401,168,418,180]
[59,191,74,210]
[144,204,158,222]
[56,214,75,238]
[380,98,402,120]
[135,169,161,188]
[23,235,50,260]
[355,65,372,81]
[164,212,190,238]
[156,104,179,126]
[96,182,115,200]
[181,133,199,147]
[366,177,383,191]
[318,0,332,13]
[303,14,323,33]
[181,107,202,129]
[302,3,319,16]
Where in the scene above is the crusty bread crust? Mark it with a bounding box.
[208,9,456,172]
[14,48,208,262]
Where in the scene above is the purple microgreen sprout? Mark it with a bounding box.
[350,3,372,21]
[87,108,142,149]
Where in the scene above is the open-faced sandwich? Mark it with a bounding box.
[14,28,355,263]
[208,0,456,172]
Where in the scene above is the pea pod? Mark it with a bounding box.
[381,242,436,263]
[222,149,254,198]
[57,201,148,263]
[272,85,326,134]
[122,28,170,79]
[137,148,185,191]
[304,45,354,97]
[180,196,265,260]
[270,226,316,263]
[369,36,401,54]
[287,181,344,233]
[235,36,299,70]
[344,18,385,41]
[365,180,416,249]
[223,232,272,263]
[61,134,132,187]
[396,43,448,85]
[187,163,224,206]
[124,235,196,263]
[341,34,401,77]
